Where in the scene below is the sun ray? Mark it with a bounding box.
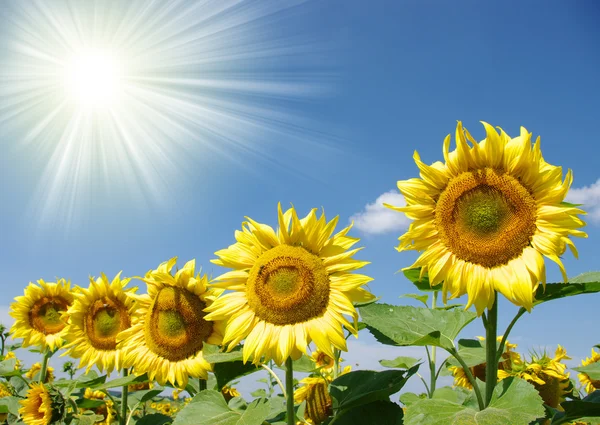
[0,0,328,230]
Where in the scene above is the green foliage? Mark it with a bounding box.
[213,360,259,389]
[403,268,437,292]
[360,303,477,350]
[92,373,148,390]
[0,396,20,416]
[327,400,404,425]
[445,339,486,368]
[550,390,600,424]
[379,356,421,369]
[135,413,173,425]
[0,359,19,377]
[172,390,272,425]
[574,363,600,381]
[399,293,429,306]
[534,273,600,305]
[202,344,243,363]
[404,377,544,425]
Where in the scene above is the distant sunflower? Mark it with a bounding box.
[388,122,586,314]
[501,345,572,408]
[19,383,64,425]
[25,363,55,383]
[578,348,600,394]
[204,204,376,365]
[117,258,224,387]
[61,272,136,374]
[221,385,240,402]
[10,279,74,351]
[311,350,336,372]
[450,336,520,389]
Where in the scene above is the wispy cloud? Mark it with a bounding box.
[567,179,600,222]
[350,191,410,235]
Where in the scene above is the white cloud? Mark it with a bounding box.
[566,178,600,222]
[350,191,410,235]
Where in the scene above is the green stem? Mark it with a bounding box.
[120,369,128,425]
[333,348,341,380]
[416,372,431,397]
[0,335,5,358]
[285,357,295,425]
[261,364,286,398]
[429,291,438,396]
[484,293,498,407]
[199,378,207,392]
[447,348,484,410]
[39,349,51,383]
[496,307,526,364]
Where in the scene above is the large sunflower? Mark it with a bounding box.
[61,272,136,374]
[387,122,586,314]
[578,348,600,394]
[10,279,74,351]
[204,204,376,365]
[117,258,224,387]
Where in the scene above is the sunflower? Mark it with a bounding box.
[311,349,336,372]
[204,204,376,365]
[500,345,572,408]
[61,272,136,374]
[578,348,600,394]
[387,122,586,314]
[449,336,520,389]
[18,383,64,425]
[25,363,55,383]
[3,351,22,370]
[294,376,332,425]
[221,385,240,402]
[10,279,74,351]
[117,258,224,387]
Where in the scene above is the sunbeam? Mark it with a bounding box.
[0,0,330,230]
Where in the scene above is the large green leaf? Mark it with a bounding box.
[0,396,20,416]
[404,377,544,425]
[275,354,316,373]
[534,272,600,305]
[92,373,148,390]
[172,390,271,425]
[573,363,600,381]
[213,360,259,389]
[329,366,419,412]
[360,303,477,350]
[328,400,404,425]
[135,414,173,425]
[0,359,19,377]
[202,344,244,364]
[550,390,600,424]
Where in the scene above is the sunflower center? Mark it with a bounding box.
[435,168,537,268]
[246,244,330,325]
[85,298,131,350]
[29,296,71,335]
[145,286,213,362]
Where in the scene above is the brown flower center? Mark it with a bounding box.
[29,296,71,335]
[85,297,131,350]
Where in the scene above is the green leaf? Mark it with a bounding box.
[128,388,164,407]
[92,373,148,390]
[353,296,381,307]
[573,363,600,381]
[203,344,244,364]
[213,361,259,390]
[71,413,106,425]
[275,354,316,373]
[403,268,437,292]
[379,356,421,369]
[399,392,426,407]
[55,370,107,389]
[0,396,20,416]
[534,273,600,306]
[329,400,404,425]
[551,390,600,424]
[0,359,19,377]
[360,303,477,350]
[330,366,419,411]
[400,293,429,306]
[251,389,267,398]
[135,413,173,425]
[404,377,544,425]
[173,390,271,425]
[76,398,106,409]
[445,339,486,368]
[432,387,471,405]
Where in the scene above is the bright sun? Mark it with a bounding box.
[64,49,123,109]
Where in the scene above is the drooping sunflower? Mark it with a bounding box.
[578,348,600,394]
[500,345,572,409]
[25,363,55,383]
[204,204,376,365]
[387,122,586,314]
[449,336,520,389]
[10,279,74,351]
[294,376,333,425]
[18,383,65,425]
[117,258,225,387]
[221,385,241,402]
[60,272,136,374]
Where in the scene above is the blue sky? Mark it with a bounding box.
[1,0,599,395]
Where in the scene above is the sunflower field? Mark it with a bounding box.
[2,122,600,425]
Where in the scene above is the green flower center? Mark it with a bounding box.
[246,245,330,325]
[86,297,131,350]
[29,296,71,335]
[459,187,511,235]
[157,310,186,338]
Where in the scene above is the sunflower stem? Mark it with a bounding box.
[199,378,207,392]
[39,349,51,383]
[448,347,484,410]
[333,348,341,380]
[120,368,129,425]
[261,364,286,398]
[285,357,295,425]
[429,291,438,396]
[484,293,498,407]
[496,307,526,364]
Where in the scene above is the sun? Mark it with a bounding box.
[64,49,123,109]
